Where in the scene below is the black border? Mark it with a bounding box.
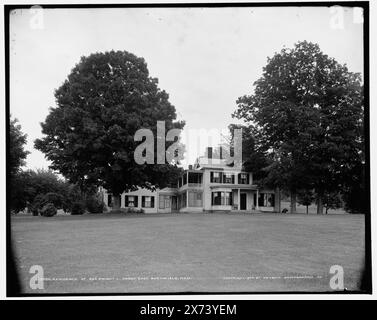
[4,1,371,297]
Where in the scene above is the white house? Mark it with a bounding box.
[102,147,279,213]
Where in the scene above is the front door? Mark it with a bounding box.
[171,196,178,211]
[240,193,247,210]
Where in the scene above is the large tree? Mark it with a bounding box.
[10,169,71,213]
[228,124,271,182]
[233,41,364,214]
[35,51,184,210]
[9,118,30,213]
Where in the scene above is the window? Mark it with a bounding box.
[224,192,232,205]
[210,171,222,183]
[258,193,275,207]
[239,173,249,184]
[223,173,235,184]
[159,195,171,209]
[212,192,222,205]
[142,196,155,208]
[211,192,233,206]
[125,195,138,207]
[188,173,202,184]
[188,191,203,207]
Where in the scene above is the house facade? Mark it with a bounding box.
[102,148,279,213]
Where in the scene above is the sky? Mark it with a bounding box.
[10,6,364,170]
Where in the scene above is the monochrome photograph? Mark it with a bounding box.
[6,2,370,295]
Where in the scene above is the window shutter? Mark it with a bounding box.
[124,196,128,206]
[135,196,138,207]
[232,175,235,184]
[210,172,213,182]
[142,196,145,207]
[151,196,155,208]
[247,174,250,184]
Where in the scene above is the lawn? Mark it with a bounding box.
[11,212,365,294]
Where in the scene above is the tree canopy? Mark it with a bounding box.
[9,117,29,175]
[35,51,185,209]
[233,41,364,213]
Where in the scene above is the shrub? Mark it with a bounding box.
[124,207,144,214]
[40,203,57,217]
[85,196,105,214]
[43,192,65,209]
[29,194,46,216]
[71,201,85,215]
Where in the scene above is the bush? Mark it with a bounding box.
[71,202,85,215]
[43,192,65,209]
[29,194,45,216]
[85,196,105,214]
[40,203,57,217]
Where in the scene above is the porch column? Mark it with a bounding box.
[186,190,189,208]
[237,189,240,210]
[256,189,259,210]
[120,193,125,208]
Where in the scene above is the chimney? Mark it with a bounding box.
[207,147,212,159]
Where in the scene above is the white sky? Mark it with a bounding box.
[9,6,364,170]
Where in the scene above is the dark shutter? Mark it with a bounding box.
[232,175,235,184]
[125,196,128,207]
[135,196,138,207]
[142,196,145,207]
[210,172,213,182]
[247,174,250,184]
[151,196,155,208]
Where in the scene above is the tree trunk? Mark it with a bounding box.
[325,207,329,214]
[317,193,324,215]
[306,205,309,215]
[290,190,297,214]
[274,187,281,213]
[112,193,121,212]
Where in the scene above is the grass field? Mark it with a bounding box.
[11,212,365,294]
